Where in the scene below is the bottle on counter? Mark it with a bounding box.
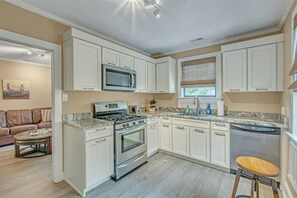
[206,104,211,114]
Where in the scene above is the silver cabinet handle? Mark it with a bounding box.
[162,117,169,120]
[83,87,94,90]
[162,124,169,127]
[194,129,205,133]
[96,127,106,131]
[95,138,106,143]
[229,89,240,91]
[256,88,268,91]
[215,132,225,136]
[124,66,131,69]
[176,126,185,130]
[215,123,226,127]
[108,62,116,65]
[159,91,166,93]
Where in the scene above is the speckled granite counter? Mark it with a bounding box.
[63,112,113,129]
[140,111,287,129]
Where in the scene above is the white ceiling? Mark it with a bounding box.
[11,0,292,55]
[0,40,51,66]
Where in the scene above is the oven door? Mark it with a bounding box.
[103,64,136,91]
[116,124,147,165]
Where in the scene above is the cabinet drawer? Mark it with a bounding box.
[147,116,158,125]
[160,116,172,123]
[211,122,230,132]
[85,126,113,141]
[172,118,210,129]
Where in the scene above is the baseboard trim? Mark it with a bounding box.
[282,181,294,198]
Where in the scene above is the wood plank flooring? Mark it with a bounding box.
[0,149,277,198]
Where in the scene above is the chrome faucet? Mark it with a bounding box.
[193,96,202,115]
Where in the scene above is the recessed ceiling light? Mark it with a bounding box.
[27,51,32,55]
[154,9,161,19]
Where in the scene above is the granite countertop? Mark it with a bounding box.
[140,111,287,129]
[63,118,113,129]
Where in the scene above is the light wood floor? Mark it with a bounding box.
[0,149,277,198]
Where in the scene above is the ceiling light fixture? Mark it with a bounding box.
[144,0,161,19]
[27,51,32,55]
[154,9,161,19]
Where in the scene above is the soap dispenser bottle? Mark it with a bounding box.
[206,104,211,115]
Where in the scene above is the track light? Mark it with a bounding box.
[154,9,161,19]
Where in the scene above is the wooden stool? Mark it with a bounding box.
[231,156,280,198]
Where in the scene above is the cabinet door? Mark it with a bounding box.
[86,136,114,187]
[211,130,230,168]
[156,62,169,93]
[223,49,247,92]
[120,53,134,69]
[248,44,277,91]
[160,123,172,152]
[134,58,147,92]
[102,47,120,66]
[74,39,102,91]
[190,127,210,162]
[147,123,159,157]
[147,62,156,93]
[172,125,190,156]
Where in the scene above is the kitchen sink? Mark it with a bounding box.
[178,113,211,118]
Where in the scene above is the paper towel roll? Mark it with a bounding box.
[217,100,224,116]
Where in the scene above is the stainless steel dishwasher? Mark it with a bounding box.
[230,123,281,183]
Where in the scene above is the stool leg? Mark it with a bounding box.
[255,176,259,198]
[250,178,255,198]
[232,168,242,198]
[271,180,279,198]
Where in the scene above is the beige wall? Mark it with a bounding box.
[0,1,153,114]
[154,34,283,113]
[0,60,51,110]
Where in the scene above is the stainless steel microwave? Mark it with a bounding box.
[102,64,136,91]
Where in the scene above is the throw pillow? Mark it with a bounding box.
[41,109,51,123]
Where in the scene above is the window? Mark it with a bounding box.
[180,57,216,97]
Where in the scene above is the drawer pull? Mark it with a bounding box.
[215,132,225,136]
[215,123,226,127]
[162,124,169,127]
[194,129,205,133]
[96,127,106,131]
[83,87,94,90]
[108,62,116,65]
[123,66,131,69]
[95,138,106,143]
[162,117,170,120]
[229,89,240,91]
[176,126,184,130]
[256,88,268,91]
[159,91,166,93]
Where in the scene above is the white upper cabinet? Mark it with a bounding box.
[222,34,283,92]
[64,38,102,91]
[102,47,120,66]
[223,49,247,92]
[134,58,147,92]
[120,53,134,70]
[247,44,276,91]
[156,57,176,93]
[147,62,156,93]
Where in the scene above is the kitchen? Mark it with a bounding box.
[0,0,294,197]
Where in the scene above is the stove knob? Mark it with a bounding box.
[132,122,136,125]
[138,121,141,124]
[122,124,126,128]
[126,123,129,127]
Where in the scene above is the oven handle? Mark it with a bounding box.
[117,124,146,135]
[117,152,147,169]
[131,73,135,88]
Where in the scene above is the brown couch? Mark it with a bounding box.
[0,107,51,146]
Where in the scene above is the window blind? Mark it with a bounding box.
[181,57,216,87]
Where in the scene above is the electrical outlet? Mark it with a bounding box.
[63,93,68,102]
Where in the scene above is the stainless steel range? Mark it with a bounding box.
[93,102,147,180]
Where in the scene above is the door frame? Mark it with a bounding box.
[0,28,63,182]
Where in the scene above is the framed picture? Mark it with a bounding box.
[2,80,30,99]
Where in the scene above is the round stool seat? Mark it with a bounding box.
[236,156,280,177]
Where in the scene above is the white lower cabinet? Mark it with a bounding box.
[172,125,190,156]
[64,125,114,197]
[189,127,210,162]
[210,130,230,168]
[147,122,159,157]
[160,122,172,152]
[86,136,113,188]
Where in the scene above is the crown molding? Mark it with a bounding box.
[4,0,151,56]
[0,57,51,67]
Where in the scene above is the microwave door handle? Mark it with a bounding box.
[131,73,135,88]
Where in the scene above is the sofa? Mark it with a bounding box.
[0,107,51,146]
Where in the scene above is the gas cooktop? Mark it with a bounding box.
[95,114,146,124]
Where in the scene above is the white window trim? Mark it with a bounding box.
[177,52,222,108]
